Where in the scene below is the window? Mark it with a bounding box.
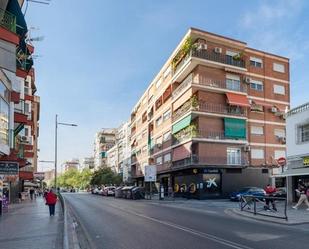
[164,153,171,163]
[226,74,240,91]
[156,78,162,89]
[24,127,29,136]
[163,109,171,122]
[251,149,264,159]
[156,156,162,165]
[274,150,286,160]
[163,66,171,79]
[250,79,263,91]
[0,80,9,102]
[297,123,309,143]
[163,131,171,142]
[273,84,285,95]
[274,129,285,138]
[250,104,263,112]
[25,102,30,113]
[156,136,162,145]
[273,63,285,73]
[250,57,263,68]
[156,116,162,127]
[148,95,154,103]
[227,148,241,165]
[251,126,264,135]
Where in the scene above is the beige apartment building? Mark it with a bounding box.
[130,28,289,199]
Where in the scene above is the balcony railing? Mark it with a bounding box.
[172,155,248,168]
[173,128,246,145]
[173,49,246,74]
[172,100,247,122]
[0,8,16,33]
[172,72,247,100]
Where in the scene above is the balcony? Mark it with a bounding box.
[172,99,247,122]
[172,155,248,169]
[172,73,247,101]
[0,8,16,33]
[173,49,246,76]
[173,127,247,145]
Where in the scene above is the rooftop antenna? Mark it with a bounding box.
[24,0,51,16]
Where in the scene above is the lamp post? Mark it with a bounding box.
[54,114,77,189]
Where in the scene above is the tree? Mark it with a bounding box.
[90,167,122,186]
[57,168,93,189]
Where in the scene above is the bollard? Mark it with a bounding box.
[160,186,164,200]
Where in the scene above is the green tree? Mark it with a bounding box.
[57,168,93,189]
[90,167,122,186]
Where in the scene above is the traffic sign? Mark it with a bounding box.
[277,157,286,166]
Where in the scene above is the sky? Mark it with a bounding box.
[23,0,309,172]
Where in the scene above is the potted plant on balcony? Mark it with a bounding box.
[171,37,195,72]
[190,95,199,110]
[233,52,244,61]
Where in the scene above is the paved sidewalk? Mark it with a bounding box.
[0,197,63,249]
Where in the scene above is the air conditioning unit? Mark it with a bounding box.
[244,145,251,152]
[156,143,162,149]
[21,136,29,143]
[248,99,253,105]
[244,77,251,84]
[271,107,278,113]
[279,137,286,144]
[197,43,207,50]
[214,47,222,53]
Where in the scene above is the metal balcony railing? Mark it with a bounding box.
[172,101,247,122]
[172,155,248,168]
[173,129,247,145]
[0,8,16,33]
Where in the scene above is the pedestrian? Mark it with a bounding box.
[264,184,277,211]
[45,189,58,216]
[29,188,35,200]
[293,181,309,210]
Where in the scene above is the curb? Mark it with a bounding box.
[58,193,69,249]
[226,208,309,226]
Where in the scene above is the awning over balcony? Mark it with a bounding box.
[6,0,27,36]
[224,117,246,139]
[172,114,192,134]
[226,92,250,107]
[252,99,273,108]
[172,142,192,161]
[173,89,192,111]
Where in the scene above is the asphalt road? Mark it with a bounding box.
[63,193,308,249]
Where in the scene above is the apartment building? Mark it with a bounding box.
[63,159,79,172]
[106,122,131,178]
[276,102,309,202]
[94,128,117,169]
[0,0,40,201]
[81,157,95,171]
[130,28,289,198]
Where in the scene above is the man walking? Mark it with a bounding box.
[45,189,58,216]
[293,181,309,210]
[29,188,35,200]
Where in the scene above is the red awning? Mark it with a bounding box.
[252,100,273,108]
[226,93,250,107]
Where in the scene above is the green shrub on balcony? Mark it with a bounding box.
[171,37,195,71]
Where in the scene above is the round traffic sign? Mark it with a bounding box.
[277,157,286,166]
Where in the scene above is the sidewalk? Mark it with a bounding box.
[0,196,63,249]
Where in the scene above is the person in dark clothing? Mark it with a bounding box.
[29,188,35,200]
[45,189,58,216]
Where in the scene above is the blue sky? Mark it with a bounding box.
[24,0,309,171]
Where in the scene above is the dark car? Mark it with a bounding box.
[230,187,266,201]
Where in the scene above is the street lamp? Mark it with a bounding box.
[55,114,77,189]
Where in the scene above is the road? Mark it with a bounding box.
[63,193,308,249]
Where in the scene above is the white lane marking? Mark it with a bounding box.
[107,203,254,249]
[235,232,283,242]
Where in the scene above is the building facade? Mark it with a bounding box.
[0,0,40,201]
[278,102,309,202]
[94,128,116,169]
[81,157,95,171]
[130,28,290,198]
[63,159,79,172]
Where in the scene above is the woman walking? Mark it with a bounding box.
[45,189,58,216]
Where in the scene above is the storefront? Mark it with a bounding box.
[172,168,222,199]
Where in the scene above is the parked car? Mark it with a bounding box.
[103,186,116,196]
[115,186,124,198]
[273,187,287,198]
[230,187,266,201]
[132,187,145,200]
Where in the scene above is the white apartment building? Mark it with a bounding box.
[81,157,95,171]
[94,128,117,169]
[278,102,309,202]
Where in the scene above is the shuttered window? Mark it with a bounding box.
[224,118,246,139]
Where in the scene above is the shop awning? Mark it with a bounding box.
[252,99,273,108]
[272,167,309,177]
[226,93,250,107]
[172,114,192,134]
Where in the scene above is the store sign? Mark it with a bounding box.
[303,157,309,167]
[34,172,45,181]
[144,165,156,182]
[0,162,19,175]
[203,169,220,174]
